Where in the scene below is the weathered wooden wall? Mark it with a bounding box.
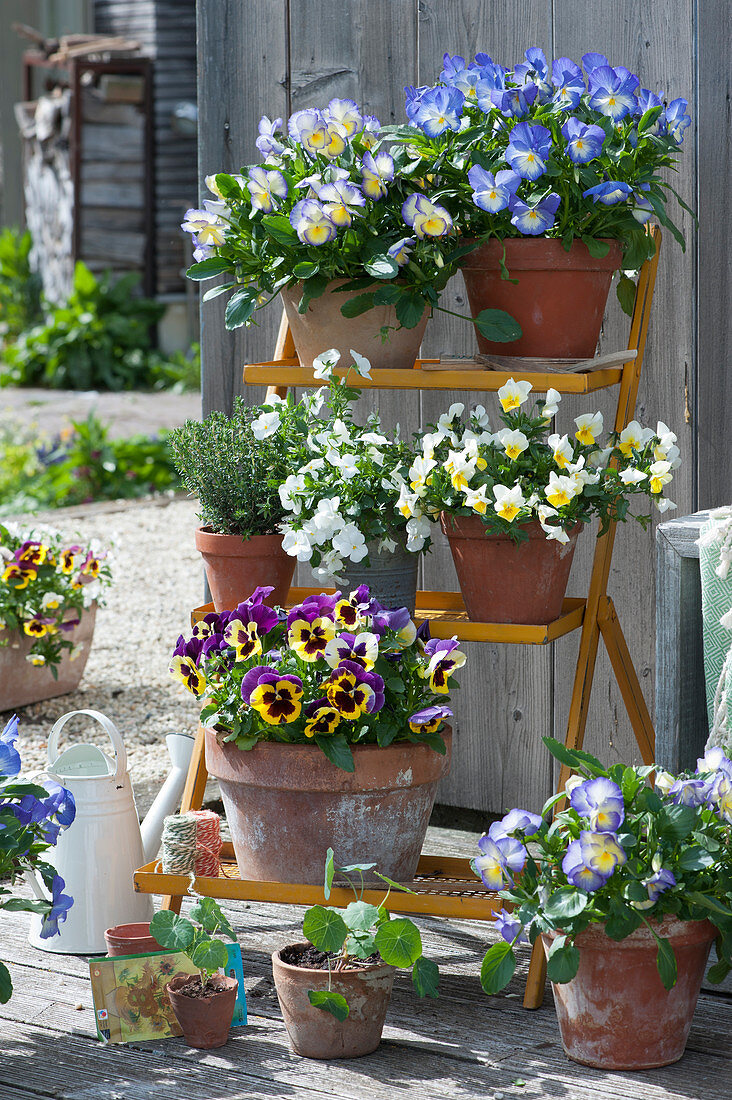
[196,0,731,814]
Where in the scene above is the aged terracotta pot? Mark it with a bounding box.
[166,973,238,1049]
[205,726,452,884]
[194,526,295,612]
[104,922,166,957]
[542,918,717,1069]
[0,604,96,711]
[460,238,622,359]
[280,279,429,369]
[440,515,581,623]
[272,944,395,1059]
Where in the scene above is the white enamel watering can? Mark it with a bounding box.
[27,709,194,955]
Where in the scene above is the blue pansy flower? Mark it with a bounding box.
[513,46,553,102]
[569,776,625,832]
[509,192,560,234]
[404,85,431,123]
[635,88,666,134]
[255,115,284,158]
[386,237,415,267]
[467,165,520,212]
[631,183,653,224]
[413,85,465,137]
[0,715,21,778]
[494,907,528,944]
[39,874,74,939]
[488,807,543,842]
[561,117,606,164]
[581,52,610,73]
[552,57,585,109]
[289,199,338,245]
[505,121,552,180]
[665,98,691,143]
[583,180,633,205]
[588,65,639,120]
[487,84,538,118]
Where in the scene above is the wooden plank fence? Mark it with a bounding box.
[196,0,732,814]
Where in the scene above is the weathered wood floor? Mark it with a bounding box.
[2,826,730,1100]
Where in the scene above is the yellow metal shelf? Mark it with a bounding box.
[134,847,502,921]
[243,357,624,393]
[193,591,586,645]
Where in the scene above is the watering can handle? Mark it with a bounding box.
[47,710,127,781]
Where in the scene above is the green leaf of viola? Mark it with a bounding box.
[297,274,329,314]
[603,904,642,941]
[1,898,52,915]
[412,955,440,999]
[214,172,244,200]
[637,105,664,133]
[395,291,427,330]
[543,887,589,922]
[0,960,11,1005]
[580,235,611,259]
[292,261,320,279]
[372,284,401,306]
[364,254,399,280]
[374,917,422,967]
[302,905,349,953]
[616,273,637,317]
[706,958,731,985]
[340,292,376,319]
[202,281,237,302]
[659,803,697,842]
[261,214,298,245]
[655,936,678,991]
[149,910,195,951]
[686,892,732,919]
[474,308,522,343]
[541,736,604,776]
[224,287,258,329]
[308,989,349,1021]
[677,844,716,871]
[324,847,335,900]
[545,936,580,984]
[342,901,381,933]
[622,879,649,903]
[480,942,516,994]
[191,938,229,974]
[314,732,354,773]
[185,257,233,280]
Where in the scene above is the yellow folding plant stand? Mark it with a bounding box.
[134,227,661,1010]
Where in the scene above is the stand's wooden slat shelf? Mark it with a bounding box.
[192,593,586,645]
[243,358,626,393]
[134,847,502,921]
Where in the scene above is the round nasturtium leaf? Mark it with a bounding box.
[302,905,349,954]
[149,909,195,951]
[374,918,422,967]
[191,939,229,975]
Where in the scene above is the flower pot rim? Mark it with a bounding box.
[195,524,284,545]
[273,944,395,980]
[543,915,717,951]
[166,973,238,1000]
[440,513,583,541]
[461,236,623,271]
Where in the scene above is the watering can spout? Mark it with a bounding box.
[140,733,195,863]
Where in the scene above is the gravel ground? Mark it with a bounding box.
[2,387,200,439]
[2,497,206,815]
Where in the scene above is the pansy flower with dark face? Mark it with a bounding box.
[223,618,262,662]
[408,704,453,734]
[288,615,336,662]
[23,618,51,638]
[16,541,48,566]
[249,674,303,725]
[422,638,466,693]
[2,562,36,589]
[286,593,338,629]
[170,655,206,696]
[59,545,81,573]
[323,630,379,670]
[324,659,384,718]
[304,699,342,738]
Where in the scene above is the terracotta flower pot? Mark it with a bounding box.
[460,237,622,359]
[104,922,166,957]
[0,604,96,711]
[440,515,581,623]
[194,526,295,612]
[542,918,717,1069]
[280,279,429,369]
[205,726,452,884]
[166,973,238,1049]
[272,944,395,1059]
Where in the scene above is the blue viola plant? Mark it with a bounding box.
[474,738,732,994]
[181,98,518,342]
[0,716,75,1002]
[393,48,691,311]
[170,585,462,772]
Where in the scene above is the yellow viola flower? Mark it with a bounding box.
[463,485,490,515]
[334,599,362,629]
[617,419,649,456]
[170,656,206,696]
[60,549,76,574]
[2,563,36,589]
[223,619,262,662]
[649,460,673,495]
[497,377,532,412]
[250,678,303,725]
[288,616,336,662]
[492,483,526,523]
[23,619,48,638]
[544,472,579,509]
[499,428,529,461]
[304,706,341,738]
[547,432,573,469]
[574,411,604,446]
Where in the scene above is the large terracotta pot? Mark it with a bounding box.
[280,279,429,369]
[0,605,96,711]
[460,238,622,359]
[272,944,395,1059]
[440,515,581,624]
[542,918,717,1069]
[205,726,452,884]
[194,526,295,612]
[166,973,238,1049]
[333,537,419,616]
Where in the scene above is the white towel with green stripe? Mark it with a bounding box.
[698,506,732,754]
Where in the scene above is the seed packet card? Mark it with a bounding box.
[89,942,247,1043]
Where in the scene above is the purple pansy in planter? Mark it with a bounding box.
[473,834,527,890]
[324,659,385,718]
[488,83,538,118]
[642,868,677,904]
[423,638,467,692]
[241,666,302,705]
[563,830,626,891]
[411,85,465,137]
[569,776,625,832]
[513,46,553,102]
[665,98,691,143]
[667,776,709,807]
[287,593,338,628]
[561,117,606,164]
[509,193,561,235]
[488,807,543,842]
[467,166,520,213]
[404,84,431,123]
[255,114,284,157]
[324,631,380,670]
[408,704,453,734]
[583,180,633,205]
[552,57,585,109]
[587,64,639,120]
[504,121,552,180]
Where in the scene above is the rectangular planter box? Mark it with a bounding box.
[0,605,97,712]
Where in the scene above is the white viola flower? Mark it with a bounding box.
[588,445,613,469]
[305,388,325,415]
[421,430,446,459]
[544,472,579,509]
[301,457,325,474]
[471,404,491,430]
[396,483,420,518]
[547,432,573,469]
[497,377,532,412]
[323,446,343,468]
[537,504,570,544]
[492,482,526,523]
[541,388,562,419]
[574,411,604,446]
[279,474,307,513]
[379,536,397,554]
[312,348,341,379]
[367,447,385,467]
[362,431,388,446]
[281,527,314,561]
[330,419,352,445]
[409,455,436,494]
[659,443,682,469]
[383,471,405,494]
[41,592,63,610]
[405,514,432,552]
[499,428,529,460]
[566,456,600,490]
[463,484,490,515]
[349,349,372,379]
[312,497,345,541]
[649,460,673,494]
[251,409,281,440]
[655,497,677,513]
[332,523,368,562]
[619,467,648,486]
[656,421,677,446]
[437,403,465,442]
[445,448,477,491]
[336,453,360,479]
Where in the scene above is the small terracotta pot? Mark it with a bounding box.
[272,944,395,1059]
[0,605,96,711]
[280,279,429,369]
[542,918,717,1069]
[104,922,166,957]
[440,515,581,623]
[166,973,238,1049]
[205,727,452,884]
[194,526,295,612]
[460,237,622,359]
